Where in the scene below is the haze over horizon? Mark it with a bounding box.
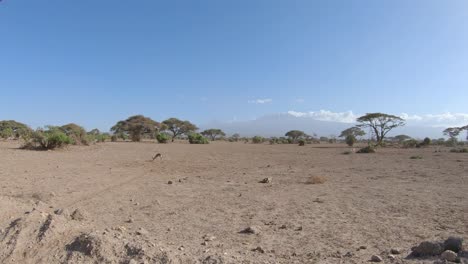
[1,1,467,133]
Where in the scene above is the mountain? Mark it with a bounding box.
[201,113,448,139]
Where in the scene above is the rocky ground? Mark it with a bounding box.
[0,141,466,263]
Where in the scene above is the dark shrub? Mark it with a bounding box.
[422,137,431,146]
[450,148,468,153]
[298,139,306,146]
[345,135,356,146]
[357,146,376,153]
[23,127,72,150]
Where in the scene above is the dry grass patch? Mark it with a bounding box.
[306,175,327,184]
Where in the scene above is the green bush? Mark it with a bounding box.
[410,155,423,159]
[23,127,72,150]
[252,136,264,144]
[156,133,170,143]
[403,139,419,148]
[188,133,209,144]
[345,135,356,146]
[357,146,376,154]
[298,139,306,146]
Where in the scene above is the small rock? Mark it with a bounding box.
[54,209,64,215]
[295,226,303,231]
[359,245,367,250]
[178,246,184,251]
[70,209,86,221]
[240,226,260,234]
[388,254,396,260]
[259,177,272,184]
[344,252,354,257]
[203,235,216,241]
[444,236,463,253]
[371,255,383,262]
[390,248,401,254]
[279,225,287,229]
[252,246,265,253]
[411,241,444,256]
[441,250,457,262]
[136,228,149,235]
[127,218,134,223]
[201,241,208,246]
[168,181,173,184]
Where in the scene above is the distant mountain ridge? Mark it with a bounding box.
[201,113,448,139]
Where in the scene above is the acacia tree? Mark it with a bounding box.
[285,130,306,142]
[162,118,198,142]
[111,115,161,142]
[339,127,365,138]
[0,120,31,139]
[201,129,226,141]
[394,134,412,142]
[356,113,405,146]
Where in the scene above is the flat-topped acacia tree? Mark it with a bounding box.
[111,115,161,142]
[285,130,306,143]
[162,118,198,142]
[201,129,226,141]
[356,113,405,146]
[0,120,31,139]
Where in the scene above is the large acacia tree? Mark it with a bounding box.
[162,118,198,142]
[111,115,161,142]
[201,129,226,141]
[356,113,405,146]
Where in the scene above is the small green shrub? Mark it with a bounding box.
[111,135,118,142]
[357,146,375,154]
[342,150,352,155]
[252,136,264,144]
[410,155,423,159]
[403,139,419,148]
[345,135,356,147]
[298,139,306,146]
[156,133,170,143]
[188,133,209,144]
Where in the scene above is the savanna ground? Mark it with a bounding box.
[0,141,466,263]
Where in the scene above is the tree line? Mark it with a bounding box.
[1,113,466,150]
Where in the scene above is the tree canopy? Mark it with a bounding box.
[0,120,32,139]
[162,118,198,142]
[339,127,366,138]
[285,130,306,141]
[201,129,226,141]
[356,113,405,146]
[111,115,161,142]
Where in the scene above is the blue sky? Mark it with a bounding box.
[1,0,467,131]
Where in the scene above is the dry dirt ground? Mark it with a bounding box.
[0,141,466,263]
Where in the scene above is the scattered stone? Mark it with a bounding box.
[70,209,86,221]
[344,252,354,257]
[252,246,265,253]
[411,241,444,256]
[359,246,367,250]
[295,226,303,231]
[371,255,383,262]
[259,178,272,184]
[178,246,184,251]
[279,224,287,229]
[203,235,216,241]
[201,241,208,246]
[388,254,396,260]
[127,218,134,223]
[390,248,401,254]
[54,208,64,215]
[444,236,463,253]
[167,181,173,184]
[136,228,148,235]
[441,250,457,262]
[240,226,260,234]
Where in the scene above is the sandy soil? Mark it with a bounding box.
[0,141,466,263]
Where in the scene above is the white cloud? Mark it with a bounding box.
[248,98,272,104]
[287,110,468,127]
[287,110,357,123]
[399,112,468,127]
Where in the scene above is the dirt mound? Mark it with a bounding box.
[0,202,174,264]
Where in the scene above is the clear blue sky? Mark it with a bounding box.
[1,0,467,131]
